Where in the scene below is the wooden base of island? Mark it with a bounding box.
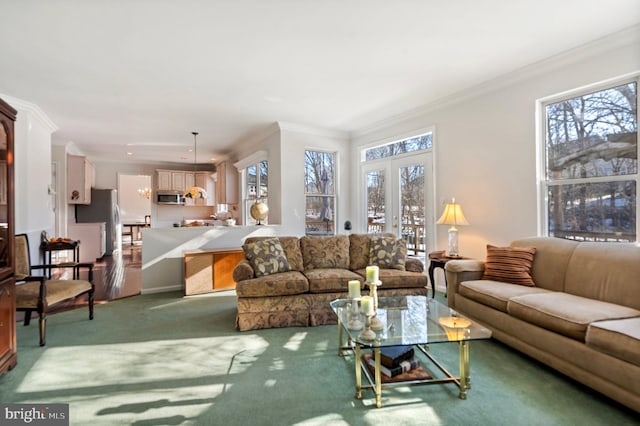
[184,249,245,296]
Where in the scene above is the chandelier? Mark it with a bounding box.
[183,131,207,199]
[137,187,152,199]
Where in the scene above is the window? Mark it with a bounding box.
[244,160,268,225]
[305,150,336,235]
[541,78,638,242]
[364,132,432,161]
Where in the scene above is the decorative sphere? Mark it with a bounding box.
[250,201,269,222]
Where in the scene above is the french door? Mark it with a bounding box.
[362,153,434,256]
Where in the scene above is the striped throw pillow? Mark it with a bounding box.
[482,245,536,286]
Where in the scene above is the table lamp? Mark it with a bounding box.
[436,198,469,257]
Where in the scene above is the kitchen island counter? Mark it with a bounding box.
[141,225,281,294]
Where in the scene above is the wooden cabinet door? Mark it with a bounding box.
[184,250,244,296]
[0,277,16,374]
[157,171,171,190]
[171,172,186,191]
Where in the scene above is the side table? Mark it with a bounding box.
[40,240,80,278]
[427,251,469,298]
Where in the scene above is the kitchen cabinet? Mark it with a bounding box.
[0,97,16,375]
[184,249,245,295]
[171,171,186,192]
[215,161,238,204]
[157,169,215,206]
[67,154,95,204]
[157,170,172,191]
[67,222,106,263]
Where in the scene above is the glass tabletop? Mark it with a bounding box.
[330,295,492,347]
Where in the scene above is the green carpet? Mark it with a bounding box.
[0,291,637,425]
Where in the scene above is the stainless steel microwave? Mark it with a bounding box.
[156,191,185,205]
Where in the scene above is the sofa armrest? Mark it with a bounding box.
[405,258,424,273]
[445,260,485,305]
[233,259,255,283]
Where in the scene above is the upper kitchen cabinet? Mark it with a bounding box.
[67,154,95,204]
[215,161,238,204]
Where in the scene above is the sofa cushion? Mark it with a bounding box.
[586,318,640,366]
[301,235,350,270]
[235,271,309,297]
[368,236,406,270]
[482,245,536,286]
[459,280,552,313]
[562,242,640,310]
[511,237,578,292]
[304,268,363,293]
[354,268,428,289]
[507,292,640,341]
[349,233,397,271]
[243,237,291,277]
[244,236,304,272]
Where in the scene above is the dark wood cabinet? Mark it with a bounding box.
[0,97,17,375]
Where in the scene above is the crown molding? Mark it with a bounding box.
[0,93,58,132]
[351,24,640,140]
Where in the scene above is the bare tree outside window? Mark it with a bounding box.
[544,81,638,241]
[305,150,336,235]
[365,133,432,161]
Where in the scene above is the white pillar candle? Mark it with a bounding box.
[360,296,374,315]
[348,280,361,299]
[365,265,379,283]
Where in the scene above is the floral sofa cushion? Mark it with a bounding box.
[349,233,396,270]
[304,268,363,293]
[300,235,350,270]
[235,271,309,297]
[368,235,407,270]
[245,236,304,272]
[243,237,291,277]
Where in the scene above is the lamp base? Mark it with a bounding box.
[447,227,460,258]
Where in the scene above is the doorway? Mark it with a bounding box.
[363,152,434,256]
[117,174,152,244]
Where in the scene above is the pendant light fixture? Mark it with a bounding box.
[183,131,208,200]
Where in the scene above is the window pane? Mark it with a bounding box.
[305,150,336,235]
[547,181,636,241]
[365,132,432,161]
[546,82,638,180]
[259,160,268,198]
[305,151,335,195]
[246,164,257,198]
[305,195,334,235]
[400,164,425,252]
[366,170,385,233]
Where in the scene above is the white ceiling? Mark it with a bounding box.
[1,1,639,165]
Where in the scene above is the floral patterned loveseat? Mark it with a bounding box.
[233,234,429,331]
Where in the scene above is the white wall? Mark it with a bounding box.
[3,95,57,251]
[234,122,350,236]
[351,27,640,260]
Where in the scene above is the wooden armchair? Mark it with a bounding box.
[14,234,95,346]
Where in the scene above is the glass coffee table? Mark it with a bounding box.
[330,295,492,408]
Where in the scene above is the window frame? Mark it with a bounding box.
[536,73,639,241]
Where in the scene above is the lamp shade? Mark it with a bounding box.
[436,199,469,226]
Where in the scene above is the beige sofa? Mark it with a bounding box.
[233,234,429,331]
[445,237,640,412]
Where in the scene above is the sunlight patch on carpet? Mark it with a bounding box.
[283,331,308,351]
[17,335,268,393]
